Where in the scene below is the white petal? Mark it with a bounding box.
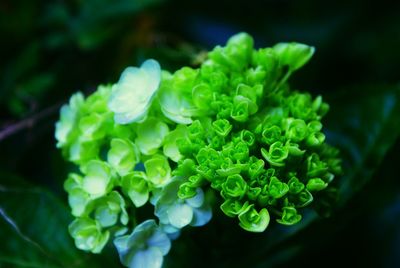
[108,60,161,125]
[161,106,192,124]
[141,59,161,94]
[129,248,163,268]
[167,203,193,229]
[185,188,204,208]
[82,175,107,196]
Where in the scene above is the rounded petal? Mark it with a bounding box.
[108,60,161,125]
[167,203,193,229]
[185,188,204,208]
[141,59,162,93]
[191,207,212,227]
[147,230,171,255]
[130,248,163,268]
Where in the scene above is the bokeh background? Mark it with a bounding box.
[1,0,400,267]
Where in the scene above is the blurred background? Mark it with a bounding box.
[1,0,400,267]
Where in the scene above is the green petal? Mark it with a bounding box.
[306,178,328,192]
[69,218,110,253]
[238,206,270,232]
[107,138,140,176]
[81,160,112,197]
[276,206,302,225]
[135,117,169,155]
[212,119,232,137]
[273,42,315,71]
[222,174,248,199]
[144,155,172,187]
[121,172,149,207]
[163,125,187,162]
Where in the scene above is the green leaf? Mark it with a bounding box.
[324,85,400,205]
[0,175,107,267]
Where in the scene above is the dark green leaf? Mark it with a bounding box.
[0,173,116,268]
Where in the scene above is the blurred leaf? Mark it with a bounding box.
[324,84,400,205]
[0,172,102,268]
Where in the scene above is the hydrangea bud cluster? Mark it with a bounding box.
[55,33,341,268]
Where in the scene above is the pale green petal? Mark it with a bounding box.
[108,59,161,125]
[161,106,193,124]
[167,203,193,229]
[55,105,74,147]
[159,87,196,124]
[135,117,169,155]
[163,125,187,162]
[81,160,112,197]
[95,205,118,228]
[68,188,90,217]
[69,218,110,254]
[107,138,140,176]
[129,190,149,208]
[144,155,171,187]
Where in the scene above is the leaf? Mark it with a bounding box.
[324,84,400,205]
[0,172,114,268]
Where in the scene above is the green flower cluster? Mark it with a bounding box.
[168,33,342,232]
[56,68,176,255]
[55,32,342,267]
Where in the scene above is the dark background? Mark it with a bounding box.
[1,0,399,267]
